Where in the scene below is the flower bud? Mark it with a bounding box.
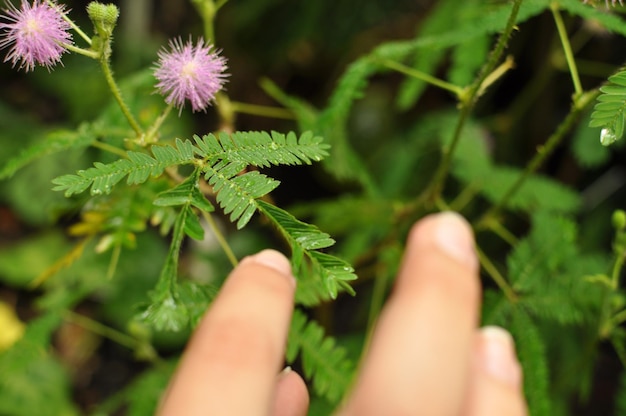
[87,2,119,38]
[613,210,626,231]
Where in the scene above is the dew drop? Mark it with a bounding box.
[601,128,618,147]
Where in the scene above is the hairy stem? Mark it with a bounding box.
[551,4,583,98]
[100,57,144,137]
[427,0,524,203]
[64,43,99,59]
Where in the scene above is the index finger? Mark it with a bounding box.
[341,212,481,415]
[159,249,296,416]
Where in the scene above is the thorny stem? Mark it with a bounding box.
[427,0,524,203]
[551,4,583,98]
[477,90,598,228]
[45,0,92,45]
[200,210,239,268]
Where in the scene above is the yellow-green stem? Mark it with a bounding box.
[64,310,142,351]
[46,0,92,45]
[477,90,598,227]
[230,102,295,120]
[379,58,464,97]
[144,103,175,144]
[551,4,583,98]
[91,140,128,158]
[477,246,518,303]
[201,210,239,268]
[64,43,99,59]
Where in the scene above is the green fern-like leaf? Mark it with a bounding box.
[52,138,196,197]
[257,200,335,250]
[590,70,626,145]
[154,172,214,213]
[204,167,279,229]
[510,310,551,416]
[194,130,329,167]
[507,212,606,325]
[559,0,626,37]
[0,124,95,180]
[257,200,357,299]
[287,310,355,404]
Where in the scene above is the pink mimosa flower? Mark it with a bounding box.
[154,37,228,113]
[0,0,73,72]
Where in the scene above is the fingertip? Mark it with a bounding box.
[243,249,295,287]
[477,326,523,388]
[408,212,478,270]
[272,367,309,416]
[464,327,527,416]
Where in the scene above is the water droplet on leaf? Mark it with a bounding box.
[601,128,618,147]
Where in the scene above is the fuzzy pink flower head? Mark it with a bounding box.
[154,37,228,113]
[0,0,73,72]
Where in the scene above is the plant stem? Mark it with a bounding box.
[230,101,295,120]
[379,58,464,97]
[489,221,519,246]
[201,210,239,268]
[551,4,583,98]
[477,90,598,228]
[427,0,524,203]
[192,0,217,43]
[46,0,92,45]
[63,310,141,350]
[611,251,625,289]
[477,246,519,303]
[144,103,175,144]
[64,43,99,59]
[91,140,128,158]
[100,57,143,137]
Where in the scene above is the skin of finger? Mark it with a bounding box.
[462,369,527,416]
[158,256,296,416]
[463,334,527,416]
[340,216,481,415]
[271,370,310,416]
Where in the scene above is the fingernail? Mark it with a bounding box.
[432,212,477,269]
[478,326,523,388]
[250,249,295,285]
[279,365,292,377]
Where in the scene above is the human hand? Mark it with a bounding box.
[158,212,527,415]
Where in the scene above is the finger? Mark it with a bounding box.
[271,367,309,416]
[463,327,527,416]
[158,249,296,416]
[341,212,481,415]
